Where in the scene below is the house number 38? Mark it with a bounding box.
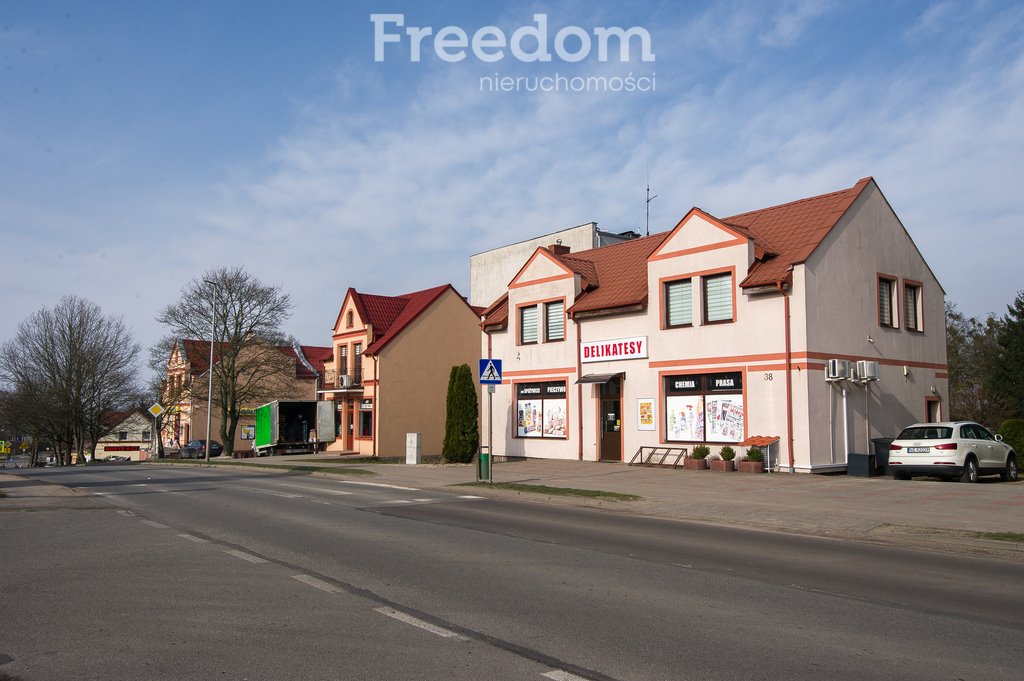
[763,373,774,381]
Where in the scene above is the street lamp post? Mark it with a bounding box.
[204,279,217,463]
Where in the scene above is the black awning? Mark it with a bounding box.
[575,372,623,385]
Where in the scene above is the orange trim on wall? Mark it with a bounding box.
[796,351,946,371]
[648,237,747,262]
[902,277,924,333]
[650,352,787,369]
[510,377,571,441]
[332,330,368,341]
[503,366,578,377]
[647,207,751,261]
[509,273,574,289]
[657,366,749,445]
[934,372,948,379]
[508,248,575,289]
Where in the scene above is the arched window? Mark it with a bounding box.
[346,310,354,328]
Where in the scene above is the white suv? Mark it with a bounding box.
[888,421,1018,483]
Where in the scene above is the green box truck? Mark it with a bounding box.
[254,399,335,456]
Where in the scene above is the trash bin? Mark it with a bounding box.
[872,438,894,476]
[847,452,876,477]
[478,450,490,480]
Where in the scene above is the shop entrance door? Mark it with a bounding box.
[345,400,355,450]
[599,377,621,461]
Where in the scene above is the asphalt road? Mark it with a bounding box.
[3,464,1022,681]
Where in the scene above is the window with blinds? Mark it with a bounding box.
[878,277,895,327]
[519,305,538,344]
[665,279,692,327]
[703,273,733,323]
[904,282,921,331]
[545,301,564,341]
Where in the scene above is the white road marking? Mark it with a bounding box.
[307,499,333,505]
[335,480,420,491]
[178,534,208,544]
[542,671,590,681]
[275,483,353,495]
[132,483,148,487]
[117,510,135,517]
[292,574,341,593]
[224,549,267,564]
[412,498,439,503]
[231,486,301,498]
[140,520,168,528]
[374,607,468,640]
[92,492,111,496]
[458,495,484,499]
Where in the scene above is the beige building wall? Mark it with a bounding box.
[377,289,482,456]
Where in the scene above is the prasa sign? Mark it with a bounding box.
[580,336,648,363]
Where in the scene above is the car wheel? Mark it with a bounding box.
[959,456,979,483]
[1001,456,1019,482]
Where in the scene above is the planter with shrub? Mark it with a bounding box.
[685,444,709,470]
[738,446,765,473]
[710,445,736,472]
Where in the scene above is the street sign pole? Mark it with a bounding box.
[478,358,502,484]
[488,384,494,483]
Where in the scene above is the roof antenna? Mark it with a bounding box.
[645,157,658,237]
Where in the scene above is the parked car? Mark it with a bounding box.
[888,421,1018,482]
[179,439,223,459]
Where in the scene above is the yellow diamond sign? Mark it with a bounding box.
[148,403,165,418]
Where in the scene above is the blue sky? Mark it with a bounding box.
[2,1,1022,368]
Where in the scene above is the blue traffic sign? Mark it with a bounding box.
[478,358,503,384]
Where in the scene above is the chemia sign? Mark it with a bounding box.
[580,336,648,363]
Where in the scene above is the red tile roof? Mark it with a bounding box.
[724,177,872,288]
[740,435,780,448]
[349,284,472,355]
[180,339,328,380]
[299,345,333,377]
[481,294,509,330]
[481,178,874,324]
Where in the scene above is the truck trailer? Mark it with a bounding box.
[254,400,334,456]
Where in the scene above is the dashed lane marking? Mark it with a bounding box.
[140,520,168,528]
[334,480,420,492]
[292,574,342,593]
[542,671,591,681]
[117,510,136,517]
[374,607,468,640]
[274,483,354,495]
[178,533,209,544]
[458,495,484,499]
[224,549,267,564]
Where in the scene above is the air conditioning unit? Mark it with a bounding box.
[340,375,354,389]
[855,360,880,382]
[826,359,852,381]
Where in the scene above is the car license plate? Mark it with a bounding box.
[907,446,930,453]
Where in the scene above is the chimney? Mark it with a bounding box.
[548,243,570,256]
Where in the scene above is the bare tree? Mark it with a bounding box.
[946,301,1007,426]
[0,295,140,463]
[154,267,297,454]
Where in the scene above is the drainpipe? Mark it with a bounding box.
[776,280,795,473]
[842,384,850,464]
[574,318,583,461]
[372,355,378,458]
[828,384,835,464]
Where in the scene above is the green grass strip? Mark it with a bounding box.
[965,530,1024,543]
[456,481,640,501]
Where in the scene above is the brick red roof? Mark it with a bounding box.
[352,284,472,355]
[299,345,333,377]
[179,339,327,380]
[740,435,780,447]
[481,294,509,330]
[724,177,872,288]
[481,178,874,323]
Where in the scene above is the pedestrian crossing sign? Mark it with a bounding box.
[478,359,503,384]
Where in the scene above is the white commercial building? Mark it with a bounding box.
[480,177,947,472]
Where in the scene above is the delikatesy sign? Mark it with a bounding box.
[580,336,647,363]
